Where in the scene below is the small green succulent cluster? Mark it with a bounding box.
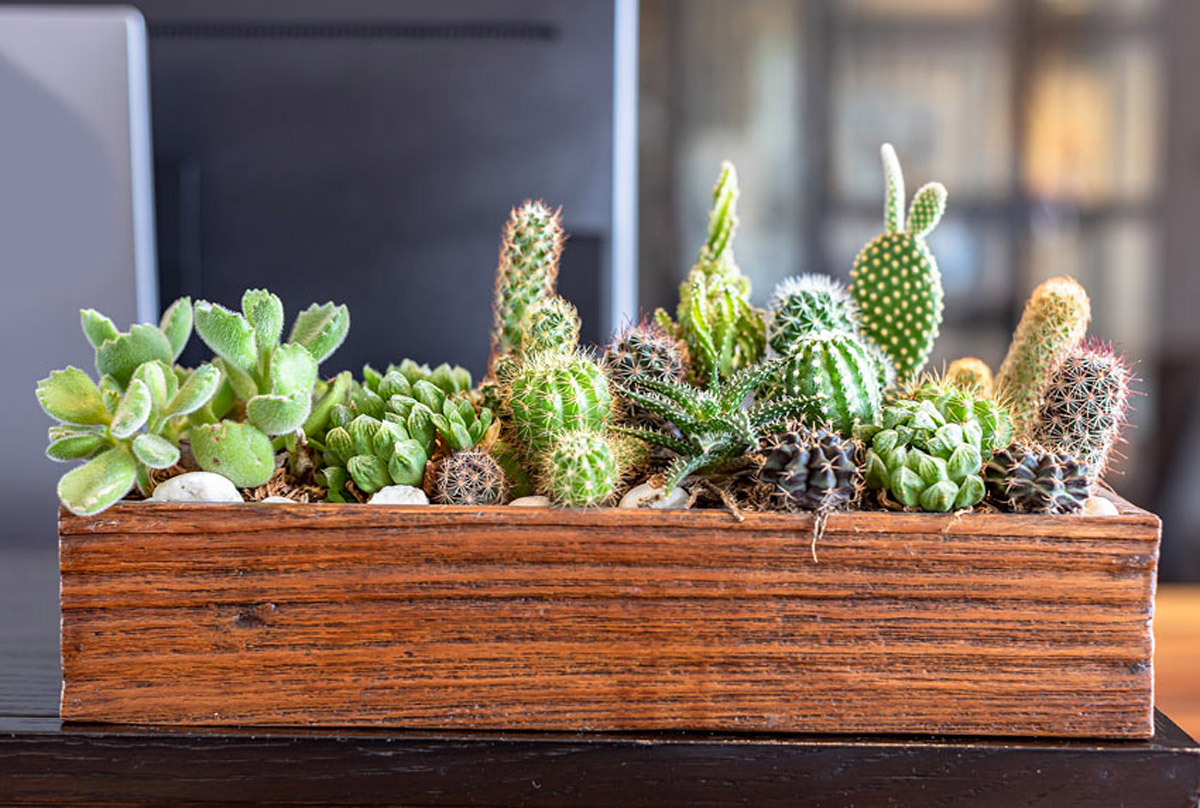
[38,301,223,514]
[318,414,429,499]
[656,162,766,386]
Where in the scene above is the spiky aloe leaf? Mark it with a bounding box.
[612,425,696,456]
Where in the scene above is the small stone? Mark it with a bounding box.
[509,495,552,507]
[261,496,296,504]
[1082,496,1119,516]
[150,471,243,503]
[619,482,689,510]
[367,485,429,505]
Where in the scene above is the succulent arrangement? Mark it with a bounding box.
[39,143,1139,520]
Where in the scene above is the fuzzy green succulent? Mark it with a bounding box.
[850,143,947,384]
[39,301,222,514]
[616,357,818,491]
[854,390,1001,512]
[657,161,766,386]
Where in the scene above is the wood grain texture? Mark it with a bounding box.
[1155,585,1200,738]
[58,495,1161,737]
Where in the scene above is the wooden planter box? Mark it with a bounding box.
[58,494,1161,738]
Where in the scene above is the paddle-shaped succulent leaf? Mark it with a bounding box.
[83,299,194,388]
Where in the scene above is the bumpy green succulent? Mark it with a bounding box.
[761,330,883,435]
[317,414,429,501]
[657,161,766,386]
[488,200,563,367]
[191,290,349,486]
[508,351,612,454]
[985,444,1090,514]
[855,399,987,513]
[758,424,862,512]
[909,380,1014,456]
[995,276,1091,437]
[850,143,947,384]
[1030,339,1132,485]
[39,301,222,514]
[616,357,818,491]
[364,359,471,400]
[540,430,618,507]
[767,274,859,355]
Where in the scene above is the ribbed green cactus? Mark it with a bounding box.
[945,357,995,398]
[984,443,1090,514]
[761,330,883,435]
[1029,339,1132,486]
[767,274,859,354]
[540,430,618,507]
[488,200,564,368]
[995,276,1091,437]
[616,357,818,491]
[317,414,429,501]
[520,295,581,359]
[850,143,947,384]
[508,351,612,453]
[39,302,223,514]
[658,162,766,385]
[434,448,509,505]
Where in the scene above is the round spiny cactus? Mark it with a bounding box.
[1030,339,1132,485]
[488,200,563,366]
[521,295,581,359]
[945,357,995,398]
[850,143,947,384]
[508,351,612,453]
[434,448,509,506]
[767,274,858,355]
[984,444,1090,514]
[602,320,687,428]
[765,330,883,435]
[540,430,618,507]
[758,424,861,511]
[995,275,1091,437]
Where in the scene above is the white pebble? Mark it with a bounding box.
[509,495,552,507]
[1082,496,1119,516]
[619,482,689,510]
[367,485,429,505]
[150,472,243,503]
[261,496,296,504]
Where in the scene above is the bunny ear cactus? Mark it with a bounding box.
[38,359,221,514]
[658,162,766,386]
[996,276,1092,437]
[850,143,947,385]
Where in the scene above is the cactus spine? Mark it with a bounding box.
[767,274,859,354]
[850,143,947,384]
[945,357,995,398]
[540,430,618,507]
[660,162,766,385]
[508,351,612,454]
[995,276,1091,437]
[435,448,509,506]
[765,330,883,435]
[1029,339,1132,485]
[487,201,563,371]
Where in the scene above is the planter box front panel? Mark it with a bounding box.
[58,501,1160,737]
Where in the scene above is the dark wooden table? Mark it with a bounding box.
[2,545,1198,807]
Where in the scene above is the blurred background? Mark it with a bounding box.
[2,0,1199,582]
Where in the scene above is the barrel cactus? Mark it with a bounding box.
[995,276,1091,437]
[508,351,612,453]
[1029,339,1132,486]
[855,399,987,512]
[761,330,883,436]
[520,295,581,359]
[849,143,947,384]
[540,430,619,507]
[984,444,1090,514]
[758,424,861,511]
[767,274,859,354]
[434,448,509,506]
[602,320,687,429]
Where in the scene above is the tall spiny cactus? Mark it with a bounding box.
[850,144,947,384]
[1029,339,1132,486]
[658,162,766,385]
[487,201,564,370]
[995,276,1091,437]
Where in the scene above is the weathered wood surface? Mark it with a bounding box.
[58,496,1161,737]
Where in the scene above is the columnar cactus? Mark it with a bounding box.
[762,330,883,435]
[995,276,1091,437]
[658,162,766,385]
[985,444,1090,514]
[767,274,859,354]
[849,143,947,383]
[540,430,619,507]
[758,424,862,511]
[488,200,564,368]
[508,351,612,453]
[945,357,995,398]
[1029,339,1132,485]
